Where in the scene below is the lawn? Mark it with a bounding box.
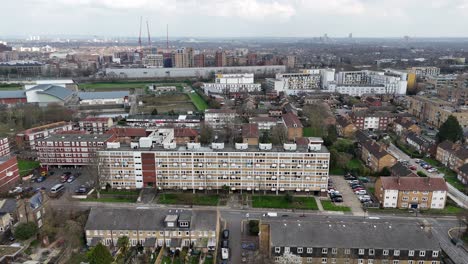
[421,204,465,215]
[423,158,466,194]
[18,160,40,177]
[78,81,153,90]
[190,256,200,264]
[329,158,364,176]
[368,187,375,195]
[321,200,352,212]
[158,193,219,206]
[187,91,209,111]
[141,93,196,114]
[303,127,323,137]
[203,257,214,264]
[99,189,140,196]
[252,195,318,210]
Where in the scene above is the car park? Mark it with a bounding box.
[36,176,46,183]
[74,186,88,195]
[60,174,70,183]
[67,175,76,183]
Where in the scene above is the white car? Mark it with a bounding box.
[358,195,371,200]
[355,190,367,195]
[9,187,22,194]
[428,168,438,173]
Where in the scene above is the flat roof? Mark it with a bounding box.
[40,134,113,142]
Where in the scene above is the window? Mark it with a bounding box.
[331,258,336,263]
[322,248,328,254]
[307,248,313,254]
[358,259,364,264]
[284,247,290,253]
[307,257,313,263]
[322,258,327,264]
[408,261,414,264]
[369,249,375,255]
[432,251,439,257]
[418,261,424,264]
[297,247,303,254]
[332,248,337,254]
[419,251,426,257]
[393,261,399,264]
[359,249,365,255]
[382,260,389,264]
[383,250,389,256]
[344,249,351,255]
[394,250,400,256]
[431,262,438,264]
[409,250,415,257]
[275,247,280,253]
[368,260,374,264]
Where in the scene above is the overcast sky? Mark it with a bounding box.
[2,0,468,38]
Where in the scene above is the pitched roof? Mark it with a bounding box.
[30,84,74,101]
[406,132,432,147]
[85,208,217,231]
[107,127,148,137]
[394,117,418,129]
[438,140,455,152]
[242,123,259,138]
[459,163,468,175]
[390,162,414,177]
[361,140,392,159]
[269,219,440,250]
[81,116,111,122]
[0,199,16,214]
[380,177,448,192]
[282,113,303,128]
[454,147,468,161]
[0,90,26,99]
[336,116,353,128]
[174,128,198,138]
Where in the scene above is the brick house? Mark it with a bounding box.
[357,131,397,172]
[174,128,199,145]
[375,177,447,209]
[405,132,435,155]
[335,116,357,138]
[436,141,468,173]
[393,117,421,136]
[282,113,303,141]
[242,123,259,146]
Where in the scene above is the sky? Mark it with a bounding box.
[1,0,468,38]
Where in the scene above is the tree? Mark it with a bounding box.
[324,125,338,146]
[437,115,464,143]
[87,243,113,264]
[260,131,271,144]
[116,236,130,262]
[14,222,38,240]
[199,124,214,144]
[380,167,391,176]
[271,125,287,145]
[151,108,158,115]
[248,220,260,236]
[275,252,302,264]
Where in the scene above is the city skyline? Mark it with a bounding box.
[2,0,468,38]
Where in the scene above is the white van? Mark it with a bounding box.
[49,184,65,198]
[221,248,229,260]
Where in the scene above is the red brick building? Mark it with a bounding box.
[0,156,20,192]
[36,134,116,167]
[16,121,73,150]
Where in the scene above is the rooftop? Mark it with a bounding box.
[78,91,129,100]
[242,123,259,138]
[17,121,71,135]
[282,113,303,128]
[269,219,439,250]
[29,84,75,101]
[380,177,447,192]
[0,90,26,99]
[127,114,201,121]
[85,208,217,231]
[40,133,114,142]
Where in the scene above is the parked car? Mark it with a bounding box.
[222,229,229,239]
[221,240,229,248]
[330,193,342,199]
[428,168,438,173]
[74,186,88,195]
[67,176,76,183]
[353,187,365,192]
[355,190,367,195]
[36,176,46,183]
[351,185,363,189]
[409,165,417,170]
[332,197,343,203]
[9,187,22,194]
[414,159,421,163]
[60,174,70,183]
[358,177,370,183]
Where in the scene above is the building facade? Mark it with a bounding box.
[202,73,261,95]
[375,177,447,209]
[36,134,115,167]
[0,156,20,192]
[97,141,330,194]
[204,109,238,129]
[79,117,114,134]
[16,121,73,150]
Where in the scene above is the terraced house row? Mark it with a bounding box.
[97,138,330,194]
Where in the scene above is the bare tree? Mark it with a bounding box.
[271,125,288,145]
[274,252,302,264]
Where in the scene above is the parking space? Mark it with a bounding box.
[21,167,94,199]
[331,176,364,215]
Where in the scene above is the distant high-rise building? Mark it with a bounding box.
[286,55,296,69]
[194,54,205,67]
[247,53,257,66]
[215,50,226,67]
[171,47,194,68]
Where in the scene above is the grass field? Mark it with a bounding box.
[329,158,364,175]
[79,81,153,90]
[321,200,351,212]
[303,127,323,137]
[252,195,318,210]
[158,193,219,206]
[84,196,137,203]
[423,158,466,194]
[187,91,209,111]
[141,93,196,113]
[18,160,40,177]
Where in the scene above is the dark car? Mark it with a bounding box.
[332,197,343,203]
[222,229,229,239]
[351,185,363,190]
[221,240,229,248]
[75,186,88,194]
[61,174,70,183]
[64,171,72,176]
[36,176,46,183]
[330,193,342,199]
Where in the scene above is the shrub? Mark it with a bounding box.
[14,222,38,240]
[248,220,259,236]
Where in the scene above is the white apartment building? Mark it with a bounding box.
[97,141,330,194]
[409,67,440,77]
[202,73,261,95]
[204,109,238,129]
[143,54,164,68]
[267,69,335,95]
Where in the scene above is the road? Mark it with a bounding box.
[49,199,468,264]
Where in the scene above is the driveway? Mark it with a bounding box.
[330,176,364,216]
